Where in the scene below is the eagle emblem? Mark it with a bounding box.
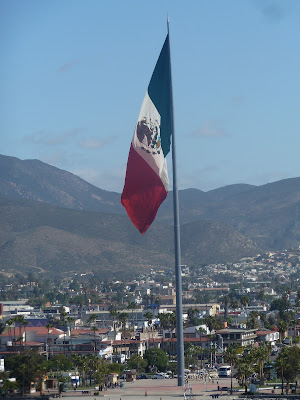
[136,118,161,155]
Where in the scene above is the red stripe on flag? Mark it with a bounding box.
[121,144,167,234]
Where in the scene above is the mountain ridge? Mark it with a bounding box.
[1,154,300,268]
[0,195,260,277]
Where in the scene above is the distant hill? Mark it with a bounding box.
[157,178,300,249]
[0,196,260,277]
[0,154,123,214]
[1,153,300,257]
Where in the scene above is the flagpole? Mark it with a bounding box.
[167,19,185,387]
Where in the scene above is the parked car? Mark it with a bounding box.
[138,374,148,379]
[220,386,229,392]
[152,374,165,379]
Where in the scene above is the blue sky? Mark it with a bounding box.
[1,0,300,192]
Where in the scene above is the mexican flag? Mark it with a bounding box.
[121,34,172,234]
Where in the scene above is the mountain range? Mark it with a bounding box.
[1,154,300,277]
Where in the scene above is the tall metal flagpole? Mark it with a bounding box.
[167,18,185,387]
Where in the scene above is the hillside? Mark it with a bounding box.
[0,196,260,277]
[0,154,123,214]
[1,153,300,253]
[158,178,300,249]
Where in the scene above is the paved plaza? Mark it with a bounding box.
[53,377,240,400]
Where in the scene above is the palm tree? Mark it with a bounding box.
[196,327,206,368]
[236,360,254,393]
[23,320,29,351]
[109,308,118,343]
[6,318,13,343]
[230,299,239,311]
[71,354,81,387]
[66,316,75,354]
[142,294,151,310]
[10,316,17,348]
[0,321,5,336]
[247,311,259,329]
[127,301,137,329]
[45,323,53,360]
[11,315,25,347]
[76,355,88,387]
[86,314,98,326]
[253,345,269,384]
[277,320,288,343]
[60,307,67,355]
[224,344,238,393]
[144,311,153,348]
[117,312,129,358]
[240,296,249,308]
[275,352,286,395]
[289,319,297,344]
[185,343,195,367]
[86,355,98,386]
[223,296,230,322]
[186,308,199,327]
[203,315,214,333]
[90,326,98,355]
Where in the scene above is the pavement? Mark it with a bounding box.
[47,377,241,400]
[44,377,298,400]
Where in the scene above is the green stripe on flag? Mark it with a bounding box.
[148,34,172,158]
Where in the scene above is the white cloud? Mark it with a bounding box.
[57,59,80,73]
[191,123,226,138]
[79,135,117,149]
[252,0,286,22]
[24,128,84,146]
[245,170,291,186]
[39,150,68,165]
[71,166,125,192]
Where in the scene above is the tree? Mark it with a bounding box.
[71,355,88,387]
[203,316,214,333]
[5,318,13,342]
[223,345,238,393]
[257,290,264,301]
[240,296,249,308]
[275,346,300,394]
[230,299,239,311]
[247,311,259,329]
[196,327,206,368]
[277,320,288,342]
[203,315,223,333]
[186,308,200,327]
[158,311,176,358]
[127,301,137,328]
[185,343,196,368]
[0,320,5,336]
[109,308,118,342]
[252,345,269,383]
[86,314,98,326]
[13,315,26,346]
[85,355,106,386]
[127,353,147,373]
[5,352,48,395]
[144,348,169,372]
[223,296,229,322]
[48,354,73,373]
[144,311,153,327]
[295,287,300,308]
[117,312,129,356]
[144,311,153,347]
[59,307,67,354]
[235,357,254,393]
